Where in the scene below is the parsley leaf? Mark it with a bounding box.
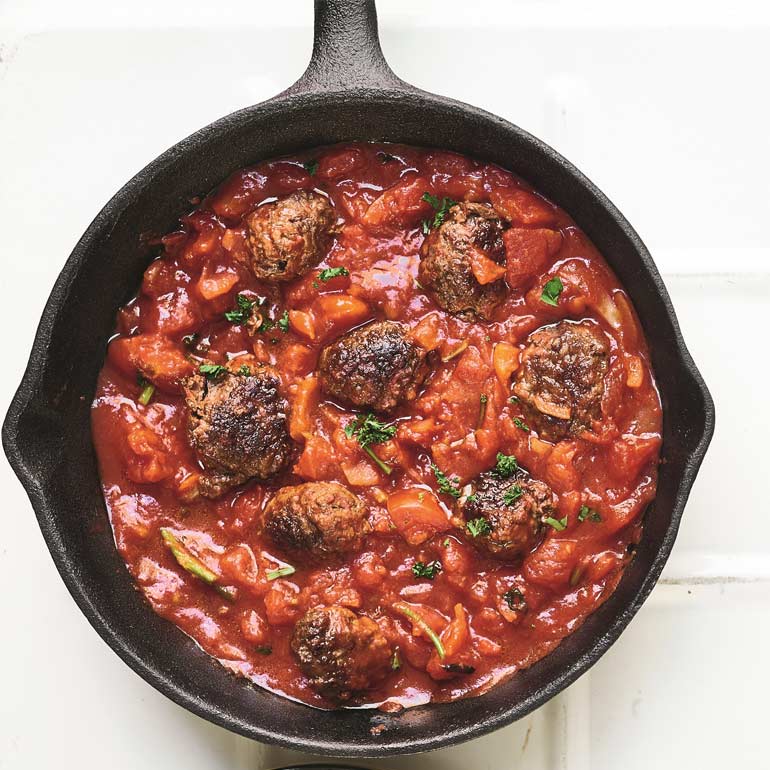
[541,277,564,307]
[578,505,602,523]
[199,364,228,381]
[503,587,527,612]
[238,364,251,376]
[412,560,443,580]
[345,413,397,475]
[543,515,568,531]
[277,309,289,332]
[503,484,524,506]
[136,374,155,406]
[421,192,457,233]
[431,463,461,498]
[494,452,519,478]
[266,565,296,581]
[303,159,319,176]
[513,417,530,432]
[225,294,258,324]
[466,517,492,538]
[318,266,350,282]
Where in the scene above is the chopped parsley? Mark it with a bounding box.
[494,452,519,479]
[344,413,397,475]
[391,650,401,670]
[543,515,568,531]
[477,393,488,429]
[303,159,319,176]
[503,484,524,506]
[421,192,457,234]
[277,309,289,332]
[503,587,527,612]
[513,417,530,432]
[541,277,564,307]
[266,565,296,581]
[465,493,478,505]
[508,395,520,404]
[136,374,155,406]
[199,363,228,381]
[466,517,492,538]
[412,560,443,580]
[238,364,251,376]
[224,293,258,324]
[431,463,461,499]
[578,505,602,523]
[318,266,350,282]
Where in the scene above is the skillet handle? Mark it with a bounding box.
[284,0,404,94]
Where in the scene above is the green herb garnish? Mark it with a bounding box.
[540,277,564,307]
[160,528,235,601]
[391,649,401,670]
[494,452,519,479]
[225,293,257,324]
[303,159,319,176]
[431,463,461,499]
[477,393,488,429]
[318,266,349,282]
[137,374,155,406]
[199,363,228,381]
[543,515,568,531]
[393,602,445,659]
[513,417,530,432]
[412,560,443,580]
[277,309,289,332]
[421,192,457,234]
[238,365,251,376]
[503,587,527,612]
[503,484,524,506]
[344,413,397,475]
[266,565,296,581]
[466,517,492,538]
[578,505,602,523]
[255,645,273,655]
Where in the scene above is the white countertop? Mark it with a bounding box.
[1,1,768,768]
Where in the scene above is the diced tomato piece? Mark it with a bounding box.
[108,334,194,392]
[427,603,473,680]
[145,288,201,336]
[263,580,302,625]
[467,247,507,285]
[387,488,451,545]
[209,169,268,221]
[361,174,432,229]
[197,264,240,301]
[281,343,316,376]
[124,422,173,484]
[293,434,338,480]
[608,433,662,482]
[503,228,563,288]
[524,538,578,589]
[490,188,558,226]
[288,376,320,440]
[317,147,367,180]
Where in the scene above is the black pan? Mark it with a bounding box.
[2,0,714,757]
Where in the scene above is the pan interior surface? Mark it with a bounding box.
[4,89,712,756]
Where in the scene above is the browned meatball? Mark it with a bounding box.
[418,202,508,319]
[513,320,609,442]
[264,482,368,559]
[245,190,337,281]
[318,320,431,412]
[184,364,291,498]
[462,471,555,561]
[291,606,393,702]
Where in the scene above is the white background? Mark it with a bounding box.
[1,1,768,768]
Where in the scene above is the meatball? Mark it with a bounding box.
[318,320,431,412]
[184,364,291,498]
[291,606,393,701]
[264,482,368,559]
[418,202,508,319]
[513,320,609,441]
[244,190,337,281]
[462,471,555,561]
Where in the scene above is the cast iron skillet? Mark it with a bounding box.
[3,0,714,757]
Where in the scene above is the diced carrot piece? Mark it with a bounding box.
[313,294,371,335]
[467,247,507,285]
[197,264,240,300]
[293,435,338,480]
[503,228,563,289]
[108,334,194,392]
[362,174,432,228]
[288,309,316,340]
[493,341,519,385]
[490,188,557,226]
[288,376,319,440]
[524,538,578,589]
[281,343,316,376]
[387,488,451,545]
[529,436,553,458]
[341,460,381,487]
[410,312,444,352]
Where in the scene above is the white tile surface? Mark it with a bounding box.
[1,2,768,768]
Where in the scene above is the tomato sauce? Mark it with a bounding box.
[91,142,662,709]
